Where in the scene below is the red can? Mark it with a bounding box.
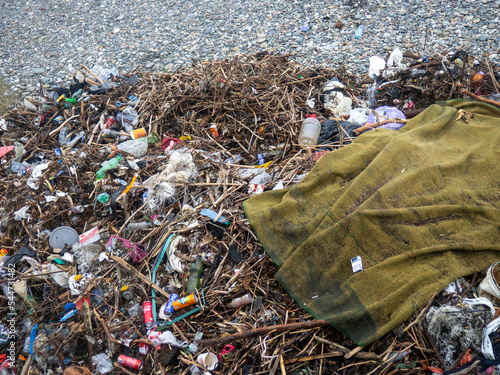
[143,301,154,328]
[104,116,115,129]
[209,124,219,138]
[117,355,143,370]
[139,342,149,355]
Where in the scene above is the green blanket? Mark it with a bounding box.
[244,100,500,346]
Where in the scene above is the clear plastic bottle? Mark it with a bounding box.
[102,129,121,138]
[59,127,69,145]
[117,137,148,158]
[127,222,151,231]
[96,155,122,180]
[298,115,321,145]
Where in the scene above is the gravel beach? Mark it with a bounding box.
[0,0,499,93]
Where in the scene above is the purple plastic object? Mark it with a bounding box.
[366,106,406,131]
[106,235,148,263]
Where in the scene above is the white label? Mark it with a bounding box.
[351,256,363,273]
[79,226,100,246]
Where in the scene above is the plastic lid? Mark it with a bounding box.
[75,274,82,281]
[306,114,317,118]
[49,226,79,249]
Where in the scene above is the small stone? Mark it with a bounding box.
[33,68,45,74]
[145,62,154,69]
[256,37,266,43]
[113,27,120,34]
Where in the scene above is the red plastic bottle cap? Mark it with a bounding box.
[306,114,317,118]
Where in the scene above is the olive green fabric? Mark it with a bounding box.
[244,100,500,346]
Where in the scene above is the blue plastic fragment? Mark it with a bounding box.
[60,309,78,322]
[64,302,76,311]
[200,209,230,225]
[29,323,38,356]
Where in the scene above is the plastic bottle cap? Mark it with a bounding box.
[306,114,317,119]
[74,274,82,281]
[121,285,129,292]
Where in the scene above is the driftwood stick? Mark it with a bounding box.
[48,115,79,136]
[354,118,409,135]
[81,65,104,84]
[461,89,500,108]
[197,320,330,347]
[110,255,171,299]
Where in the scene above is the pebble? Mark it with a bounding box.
[0,0,497,92]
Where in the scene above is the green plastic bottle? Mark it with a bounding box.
[96,156,122,180]
[186,256,204,294]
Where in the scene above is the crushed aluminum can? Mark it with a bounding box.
[164,293,179,317]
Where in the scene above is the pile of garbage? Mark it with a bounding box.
[0,51,499,375]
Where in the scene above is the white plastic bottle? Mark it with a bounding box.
[298,115,321,145]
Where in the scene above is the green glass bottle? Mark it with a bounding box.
[186,256,204,294]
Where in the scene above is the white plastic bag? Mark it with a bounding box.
[368,56,386,80]
[117,137,148,158]
[92,353,113,374]
[348,108,370,125]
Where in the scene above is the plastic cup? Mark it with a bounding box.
[130,127,147,139]
[197,352,218,370]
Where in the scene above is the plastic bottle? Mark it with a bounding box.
[67,131,85,148]
[366,84,376,109]
[410,69,428,78]
[298,115,321,145]
[128,301,141,317]
[92,353,114,374]
[102,129,120,138]
[117,137,148,158]
[22,335,31,354]
[388,348,411,362]
[96,156,122,180]
[186,256,204,294]
[127,222,151,231]
[117,106,139,131]
[59,127,69,145]
[355,25,364,39]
